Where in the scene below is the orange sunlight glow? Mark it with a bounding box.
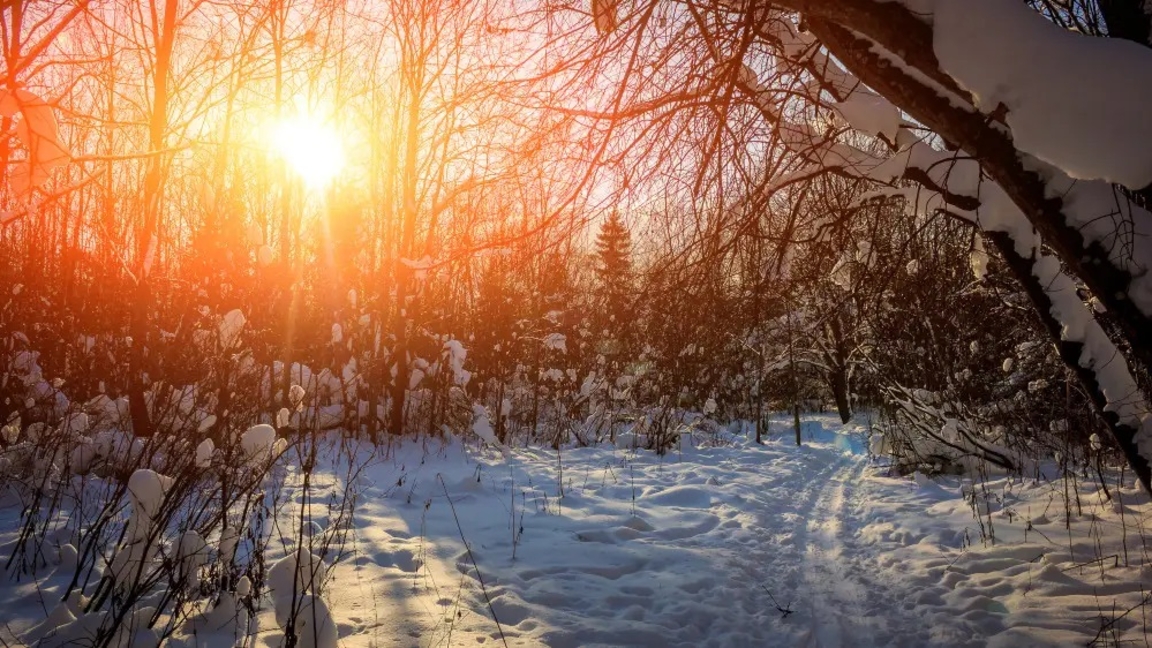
[269,114,345,190]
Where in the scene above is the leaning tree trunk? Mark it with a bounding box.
[984,231,1152,495]
[805,9,1152,493]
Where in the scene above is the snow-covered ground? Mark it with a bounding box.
[4,414,1152,647]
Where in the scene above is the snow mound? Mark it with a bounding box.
[240,424,276,459]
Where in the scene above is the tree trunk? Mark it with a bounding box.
[830,367,851,425]
[128,0,180,438]
[984,231,1152,494]
[793,402,802,447]
[826,317,852,424]
[808,13,1152,494]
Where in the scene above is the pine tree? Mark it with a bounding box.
[593,211,634,362]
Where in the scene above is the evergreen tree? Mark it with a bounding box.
[593,212,635,362]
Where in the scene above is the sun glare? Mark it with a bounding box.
[269,114,345,190]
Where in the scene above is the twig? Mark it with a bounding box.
[1062,554,1119,573]
[761,585,794,618]
[437,474,510,648]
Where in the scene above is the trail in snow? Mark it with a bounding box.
[320,417,990,647]
[797,451,922,647]
[720,425,951,648]
[802,453,872,647]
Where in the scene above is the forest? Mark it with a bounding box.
[2,0,1152,646]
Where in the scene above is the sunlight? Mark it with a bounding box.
[269,113,345,190]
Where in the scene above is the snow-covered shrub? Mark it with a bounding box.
[0,326,365,648]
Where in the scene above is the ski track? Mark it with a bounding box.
[793,452,920,647]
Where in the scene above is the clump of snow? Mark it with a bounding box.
[218,309,247,349]
[969,236,989,280]
[58,543,78,571]
[240,423,277,460]
[836,91,902,143]
[195,438,214,468]
[1,420,18,444]
[69,438,97,474]
[268,550,329,627]
[109,469,174,586]
[289,594,338,648]
[471,404,499,446]
[176,531,208,590]
[543,333,567,353]
[63,412,88,436]
[443,339,470,385]
[218,526,240,564]
[1089,433,1103,452]
[127,469,173,528]
[184,590,249,639]
[196,414,216,433]
[289,384,307,410]
[933,0,1152,189]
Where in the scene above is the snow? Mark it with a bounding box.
[277,407,292,428]
[126,468,172,525]
[471,404,503,450]
[850,129,1152,454]
[240,423,277,459]
[1030,252,1152,450]
[543,332,567,353]
[268,550,328,626]
[295,419,1152,646]
[218,309,246,349]
[970,236,989,280]
[835,91,902,143]
[1034,166,1152,318]
[444,338,471,385]
[5,416,1152,647]
[176,531,208,590]
[932,0,1152,189]
[289,595,338,648]
[289,384,307,409]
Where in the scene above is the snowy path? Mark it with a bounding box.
[321,419,992,647]
[720,437,939,648]
[794,451,924,647]
[800,452,874,646]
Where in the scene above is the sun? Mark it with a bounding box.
[269,114,345,190]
